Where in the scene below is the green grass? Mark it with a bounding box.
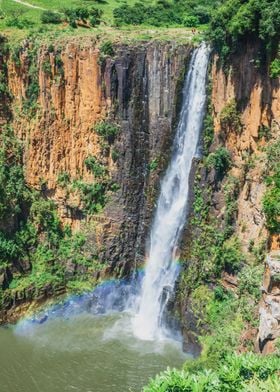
[0,0,150,32]
[0,0,200,44]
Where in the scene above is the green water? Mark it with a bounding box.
[0,312,186,392]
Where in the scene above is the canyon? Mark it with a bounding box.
[0,33,279,358]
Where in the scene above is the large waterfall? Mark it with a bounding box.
[133,43,210,341]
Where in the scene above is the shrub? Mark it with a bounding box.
[5,10,34,29]
[270,58,280,79]
[203,114,214,153]
[94,121,119,143]
[20,43,40,117]
[206,147,232,175]
[183,15,199,27]
[148,158,158,172]
[57,172,70,187]
[258,124,271,141]
[89,8,102,27]
[144,353,280,392]
[73,181,106,214]
[30,199,63,243]
[63,6,102,27]
[218,237,244,273]
[262,138,280,233]
[263,186,280,233]
[84,156,106,177]
[42,59,52,75]
[0,126,28,221]
[111,149,119,163]
[41,11,62,24]
[100,41,114,57]
[220,100,242,133]
[238,264,263,300]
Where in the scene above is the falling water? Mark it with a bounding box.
[133,43,210,341]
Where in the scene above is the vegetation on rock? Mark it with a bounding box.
[0,127,104,308]
[262,138,280,234]
[144,353,280,391]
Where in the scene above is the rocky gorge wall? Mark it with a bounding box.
[210,41,280,354]
[0,37,192,320]
[1,35,279,355]
[179,39,280,356]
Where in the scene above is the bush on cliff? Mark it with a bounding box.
[206,147,232,175]
[94,120,119,143]
[270,58,280,79]
[0,127,101,304]
[262,138,280,234]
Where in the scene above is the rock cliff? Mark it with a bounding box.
[0,37,191,320]
[1,36,279,355]
[179,39,280,355]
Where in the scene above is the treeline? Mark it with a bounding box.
[113,0,220,27]
[209,0,280,58]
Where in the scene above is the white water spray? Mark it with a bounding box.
[133,43,210,341]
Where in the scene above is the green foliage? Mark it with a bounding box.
[203,114,214,154]
[5,10,34,29]
[94,120,119,143]
[270,58,280,78]
[88,8,103,27]
[238,264,263,300]
[42,59,52,75]
[0,128,101,304]
[258,124,271,141]
[262,138,280,233]
[179,155,261,369]
[10,45,21,68]
[183,15,199,28]
[220,100,242,133]
[263,186,280,233]
[209,0,280,62]
[0,126,29,221]
[206,147,232,175]
[99,41,114,57]
[63,6,102,28]
[113,1,217,28]
[41,11,62,25]
[144,353,280,391]
[30,199,63,244]
[84,156,106,178]
[0,69,10,97]
[202,79,214,155]
[223,176,239,236]
[219,236,244,273]
[111,149,119,163]
[18,41,40,117]
[57,171,70,187]
[73,181,106,214]
[148,158,159,173]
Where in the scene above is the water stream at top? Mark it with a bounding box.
[133,43,210,341]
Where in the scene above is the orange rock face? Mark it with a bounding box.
[9,44,104,191]
[4,40,191,269]
[211,45,280,253]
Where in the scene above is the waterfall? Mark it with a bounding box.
[133,43,210,341]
